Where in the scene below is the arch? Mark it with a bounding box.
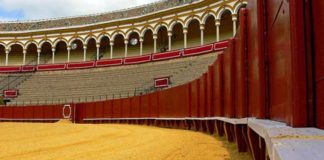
[216,6,234,20]
[184,15,202,28]
[24,41,39,50]
[39,40,54,49]
[233,1,248,14]
[140,26,154,37]
[111,31,126,41]
[7,44,24,65]
[153,22,169,34]
[68,36,85,46]
[54,38,68,47]
[0,42,6,48]
[169,19,185,31]
[85,36,98,44]
[201,11,217,24]
[97,33,111,43]
[126,29,141,40]
[7,41,24,50]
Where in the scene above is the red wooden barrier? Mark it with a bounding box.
[207,65,214,117]
[95,101,104,118]
[214,55,224,117]
[67,61,95,70]
[189,80,200,117]
[234,9,248,118]
[103,100,113,118]
[246,0,266,119]
[112,99,122,118]
[223,40,236,118]
[313,0,324,129]
[199,73,207,117]
[124,55,151,65]
[131,97,141,118]
[150,92,159,118]
[140,94,150,118]
[121,98,131,118]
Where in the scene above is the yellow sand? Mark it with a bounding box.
[0,122,251,160]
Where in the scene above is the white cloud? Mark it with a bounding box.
[0,0,162,21]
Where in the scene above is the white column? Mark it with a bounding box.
[200,24,205,45]
[140,37,144,55]
[5,49,9,66]
[37,48,41,64]
[168,31,172,51]
[124,39,128,57]
[22,49,27,65]
[83,46,87,61]
[153,34,157,53]
[232,14,237,36]
[216,19,221,42]
[51,48,55,64]
[110,41,114,59]
[183,28,188,48]
[96,43,100,60]
[67,46,71,63]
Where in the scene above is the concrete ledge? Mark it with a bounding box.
[248,118,324,160]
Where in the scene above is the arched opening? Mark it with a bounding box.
[86,38,97,61]
[70,39,84,62]
[113,34,125,58]
[220,10,233,41]
[26,43,38,65]
[55,41,68,63]
[128,32,140,56]
[0,45,5,66]
[142,29,154,54]
[99,36,110,59]
[156,26,168,52]
[204,15,217,44]
[187,19,201,47]
[8,44,23,65]
[171,23,184,50]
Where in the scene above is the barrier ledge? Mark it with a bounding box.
[247,118,324,160]
[0,118,61,121]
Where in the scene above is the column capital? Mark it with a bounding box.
[110,41,114,46]
[96,43,100,48]
[67,46,71,51]
[83,46,87,50]
[139,37,144,42]
[51,47,56,52]
[23,49,27,54]
[183,27,188,33]
[200,24,205,30]
[37,48,41,53]
[153,34,158,40]
[5,49,10,54]
[167,31,173,37]
[232,14,237,21]
[124,39,129,45]
[215,19,221,26]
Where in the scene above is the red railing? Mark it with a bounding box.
[0,41,228,73]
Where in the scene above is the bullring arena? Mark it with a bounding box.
[0,0,324,160]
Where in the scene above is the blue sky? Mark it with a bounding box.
[0,0,161,21]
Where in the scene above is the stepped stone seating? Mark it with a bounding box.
[7,53,219,105]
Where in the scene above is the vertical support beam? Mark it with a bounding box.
[124,39,128,57]
[22,49,27,65]
[5,49,9,66]
[216,19,220,42]
[200,24,205,45]
[110,41,114,59]
[139,37,144,55]
[153,34,157,53]
[83,46,87,61]
[51,48,55,64]
[168,31,172,51]
[96,43,100,60]
[183,28,188,48]
[232,14,237,36]
[67,46,71,63]
[37,48,41,64]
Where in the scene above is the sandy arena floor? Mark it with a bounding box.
[0,121,251,160]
